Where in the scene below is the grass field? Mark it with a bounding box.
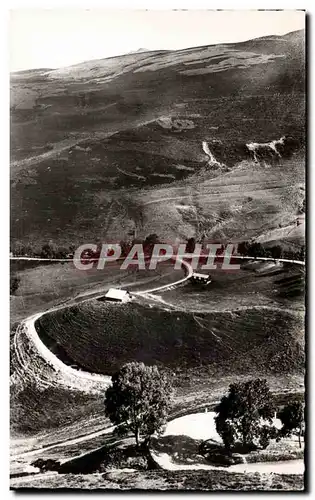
[10,259,184,324]
[36,300,304,376]
[159,261,305,311]
[34,259,304,382]
[10,469,304,490]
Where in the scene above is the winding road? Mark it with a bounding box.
[11,254,304,474]
[11,253,304,391]
[12,257,193,394]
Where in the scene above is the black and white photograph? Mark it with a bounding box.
[9,6,306,491]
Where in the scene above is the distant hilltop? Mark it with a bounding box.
[127,48,150,54]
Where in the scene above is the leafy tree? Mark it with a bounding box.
[270,245,283,259]
[298,246,305,262]
[263,248,272,258]
[258,424,279,449]
[10,276,20,295]
[237,241,250,256]
[185,237,196,254]
[302,198,306,214]
[278,401,304,448]
[144,234,159,245]
[248,242,266,258]
[215,379,275,451]
[283,249,294,260]
[55,247,68,259]
[120,240,131,257]
[15,244,34,257]
[143,234,160,255]
[40,244,54,259]
[104,362,172,447]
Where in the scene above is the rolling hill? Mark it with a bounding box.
[10,30,305,250]
[36,298,304,379]
[34,261,305,381]
[10,30,306,490]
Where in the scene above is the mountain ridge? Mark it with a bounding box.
[10,29,305,249]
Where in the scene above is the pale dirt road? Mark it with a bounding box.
[10,256,304,477]
[12,259,192,392]
[11,258,192,462]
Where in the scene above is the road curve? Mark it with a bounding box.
[11,255,303,464]
[12,258,193,393]
[12,254,303,391]
[135,258,193,295]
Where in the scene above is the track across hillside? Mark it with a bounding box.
[11,257,192,391]
[11,253,304,393]
[10,255,304,470]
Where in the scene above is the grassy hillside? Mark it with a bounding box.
[33,262,305,383]
[11,469,304,490]
[36,299,304,379]
[10,30,305,248]
[10,259,184,324]
[160,262,305,311]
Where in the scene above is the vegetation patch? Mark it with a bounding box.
[36,301,304,377]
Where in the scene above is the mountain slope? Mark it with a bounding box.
[10,30,305,249]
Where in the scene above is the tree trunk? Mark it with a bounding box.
[298,425,302,448]
[242,431,247,448]
[144,435,151,448]
[135,428,140,448]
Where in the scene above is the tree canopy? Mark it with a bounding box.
[104,362,172,447]
[278,401,304,448]
[215,378,275,451]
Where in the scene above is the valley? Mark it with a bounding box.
[10,26,306,490]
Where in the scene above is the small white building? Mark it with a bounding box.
[104,288,131,302]
[190,272,212,285]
